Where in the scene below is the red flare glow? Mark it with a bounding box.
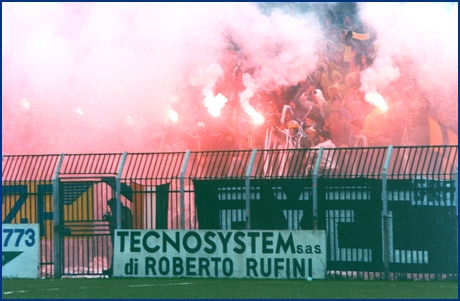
[365,92,388,112]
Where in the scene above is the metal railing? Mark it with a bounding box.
[2,145,457,280]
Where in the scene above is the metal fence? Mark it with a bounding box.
[2,145,457,280]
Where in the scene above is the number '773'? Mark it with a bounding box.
[2,228,36,247]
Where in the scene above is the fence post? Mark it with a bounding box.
[180,150,191,229]
[382,145,393,280]
[115,152,128,230]
[53,154,65,279]
[245,149,257,230]
[456,164,458,218]
[312,147,324,230]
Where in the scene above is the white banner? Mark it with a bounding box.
[113,230,326,279]
[2,224,40,278]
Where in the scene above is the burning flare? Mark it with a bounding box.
[167,109,179,123]
[203,93,228,117]
[364,92,388,112]
[239,73,264,125]
[246,107,265,125]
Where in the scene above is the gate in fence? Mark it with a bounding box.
[2,146,457,280]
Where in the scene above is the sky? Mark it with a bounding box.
[2,2,458,154]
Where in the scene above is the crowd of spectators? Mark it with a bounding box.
[243,12,385,151]
[168,9,431,152]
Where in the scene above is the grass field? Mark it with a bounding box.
[2,278,458,299]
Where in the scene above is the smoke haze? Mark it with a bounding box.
[358,2,458,130]
[2,2,457,154]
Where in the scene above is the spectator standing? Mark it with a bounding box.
[348,119,369,147]
[301,94,325,132]
[328,50,349,80]
[311,130,337,173]
[324,110,351,147]
[103,197,133,276]
[400,88,431,146]
[305,125,321,147]
[281,120,312,177]
[187,122,211,151]
[328,97,352,123]
[263,100,284,149]
[104,197,133,238]
[328,82,345,104]
[312,89,329,119]
[285,120,311,149]
[288,98,307,124]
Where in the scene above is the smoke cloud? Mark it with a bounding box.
[358,2,458,130]
[2,2,322,154]
[2,2,457,154]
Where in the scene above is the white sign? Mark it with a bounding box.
[113,230,327,279]
[2,224,40,278]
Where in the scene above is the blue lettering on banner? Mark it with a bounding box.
[2,228,36,247]
[1,224,40,278]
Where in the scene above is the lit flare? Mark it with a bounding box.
[247,109,264,125]
[203,93,228,117]
[364,92,388,112]
[167,110,179,123]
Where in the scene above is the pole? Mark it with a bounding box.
[180,150,191,229]
[382,145,393,280]
[115,152,128,230]
[53,154,65,278]
[455,164,458,218]
[312,147,324,230]
[245,149,257,229]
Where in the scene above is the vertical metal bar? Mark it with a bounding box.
[157,153,168,179]
[312,147,323,230]
[211,152,220,178]
[113,154,122,174]
[13,156,23,181]
[115,152,128,229]
[18,156,29,180]
[53,154,65,279]
[245,149,257,230]
[456,164,458,217]
[382,145,393,280]
[145,153,156,180]
[1,154,11,179]
[123,153,133,180]
[180,150,191,229]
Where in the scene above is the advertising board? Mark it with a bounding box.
[2,224,40,278]
[113,230,326,279]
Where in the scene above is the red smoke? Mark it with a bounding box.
[2,3,457,154]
